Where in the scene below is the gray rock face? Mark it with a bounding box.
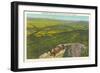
[63,43,86,57]
[39,43,86,58]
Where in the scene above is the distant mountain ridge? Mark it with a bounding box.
[27,18,89,23]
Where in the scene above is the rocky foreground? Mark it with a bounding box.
[39,43,86,58]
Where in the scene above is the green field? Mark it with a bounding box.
[27,18,89,59]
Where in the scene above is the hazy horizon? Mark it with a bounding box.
[27,12,89,21]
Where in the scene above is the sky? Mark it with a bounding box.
[27,12,89,21]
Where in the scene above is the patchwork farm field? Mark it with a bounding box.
[26,18,89,59]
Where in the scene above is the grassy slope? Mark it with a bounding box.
[27,18,89,59]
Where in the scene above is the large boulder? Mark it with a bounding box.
[63,43,86,57]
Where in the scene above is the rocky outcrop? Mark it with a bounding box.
[39,43,86,58]
[63,43,86,57]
